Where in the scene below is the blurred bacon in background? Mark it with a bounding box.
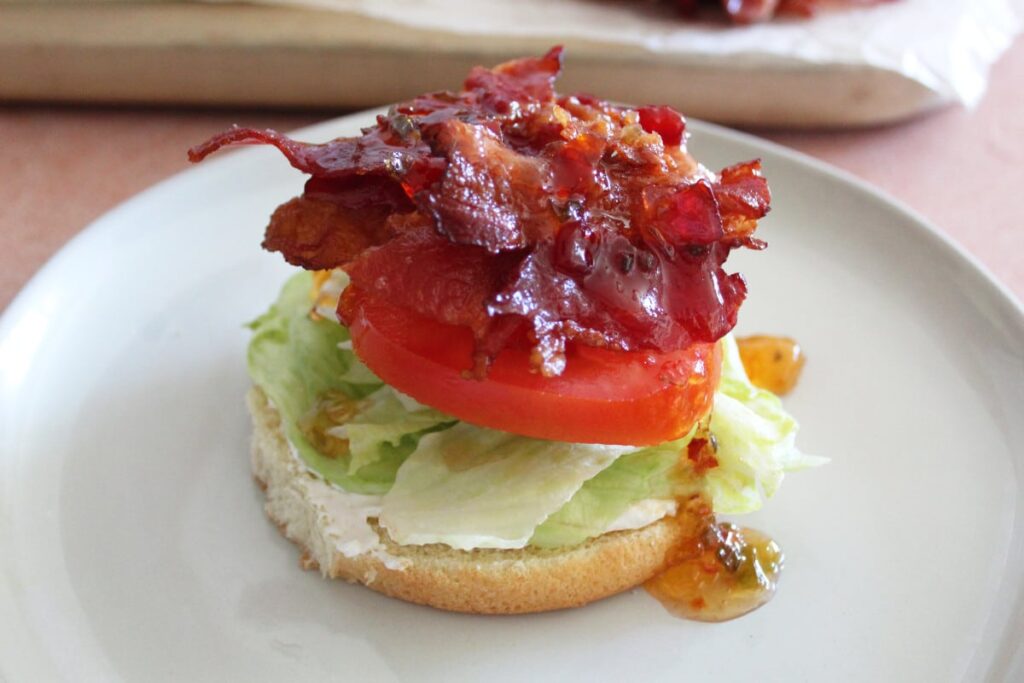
[675,0,896,24]
[0,0,1017,127]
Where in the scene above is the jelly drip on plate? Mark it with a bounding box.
[645,507,784,622]
[299,391,357,459]
[736,335,805,395]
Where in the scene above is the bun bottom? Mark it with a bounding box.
[248,387,696,614]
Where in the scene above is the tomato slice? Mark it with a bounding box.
[344,291,721,446]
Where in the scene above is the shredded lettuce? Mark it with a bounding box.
[379,424,640,550]
[247,274,823,546]
[247,272,452,494]
[706,335,827,514]
[328,386,455,475]
[530,431,701,548]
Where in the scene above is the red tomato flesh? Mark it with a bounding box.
[345,292,721,446]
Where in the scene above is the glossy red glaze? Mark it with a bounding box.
[191,47,772,376]
[638,105,686,147]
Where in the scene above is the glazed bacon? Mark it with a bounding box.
[676,0,895,23]
[190,47,772,376]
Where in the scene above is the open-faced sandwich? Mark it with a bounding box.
[190,47,823,618]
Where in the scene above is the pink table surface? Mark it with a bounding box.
[1,38,1022,314]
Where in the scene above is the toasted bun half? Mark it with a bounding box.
[248,386,696,614]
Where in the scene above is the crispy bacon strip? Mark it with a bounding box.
[188,125,432,181]
[463,46,563,112]
[715,160,771,238]
[191,48,773,376]
[418,119,557,253]
[262,196,391,270]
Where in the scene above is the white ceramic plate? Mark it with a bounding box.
[2,114,1023,682]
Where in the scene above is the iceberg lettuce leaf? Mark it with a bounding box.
[530,432,701,548]
[329,386,456,474]
[706,334,827,514]
[247,272,451,494]
[379,424,640,550]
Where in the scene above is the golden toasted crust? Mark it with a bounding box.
[248,386,694,614]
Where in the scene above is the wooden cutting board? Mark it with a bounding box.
[0,1,942,127]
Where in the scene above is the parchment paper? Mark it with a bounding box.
[250,0,1021,106]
